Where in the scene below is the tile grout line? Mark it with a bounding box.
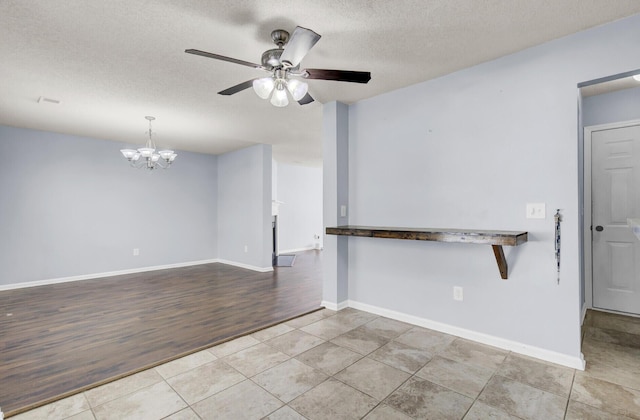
[563,370,577,420]
[273,315,412,419]
[464,350,510,419]
[299,322,453,418]
[161,372,196,419]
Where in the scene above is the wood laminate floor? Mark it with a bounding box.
[0,250,323,417]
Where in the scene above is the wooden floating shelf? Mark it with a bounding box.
[325,225,528,279]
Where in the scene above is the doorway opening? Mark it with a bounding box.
[580,69,640,319]
[579,70,640,380]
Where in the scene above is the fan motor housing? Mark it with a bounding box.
[261,48,283,68]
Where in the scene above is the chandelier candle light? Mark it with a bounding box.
[120,116,177,170]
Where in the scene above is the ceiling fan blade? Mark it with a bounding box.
[297,92,314,105]
[280,26,321,67]
[304,69,371,84]
[185,49,262,69]
[218,79,256,96]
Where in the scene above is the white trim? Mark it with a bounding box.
[321,300,349,311]
[0,259,220,291]
[583,125,593,310]
[348,300,586,370]
[279,246,317,254]
[583,119,640,312]
[581,303,588,325]
[590,307,640,319]
[216,259,274,273]
[0,257,278,291]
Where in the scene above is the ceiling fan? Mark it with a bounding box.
[185,26,371,107]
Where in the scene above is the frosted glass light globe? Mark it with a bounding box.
[253,77,275,99]
[286,79,308,101]
[270,87,289,107]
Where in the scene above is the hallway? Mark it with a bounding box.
[578,309,640,417]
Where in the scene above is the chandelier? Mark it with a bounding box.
[252,69,309,107]
[120,116,177,170]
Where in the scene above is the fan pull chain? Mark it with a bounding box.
[554,209,562,285]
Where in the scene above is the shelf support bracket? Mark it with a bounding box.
[492,245,508,280]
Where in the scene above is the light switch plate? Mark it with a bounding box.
[526,203,546,219]
[453,286,463,301]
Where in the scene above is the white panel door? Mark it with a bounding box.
[592,124,640,314]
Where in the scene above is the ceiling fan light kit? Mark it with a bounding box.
[120,116,177,170]
[253,77,275,99]
[252,68,309,106]
[185,26,371,107]
[271,82,290,107]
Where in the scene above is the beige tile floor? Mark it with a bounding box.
[9,308,640,420]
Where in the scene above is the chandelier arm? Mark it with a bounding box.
[131,160,146,169]
[154,160,172,169]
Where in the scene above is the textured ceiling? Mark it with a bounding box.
[2,1,640,166]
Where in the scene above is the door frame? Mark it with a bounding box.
[583,118,640,313]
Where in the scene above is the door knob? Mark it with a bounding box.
[595,225,604,232]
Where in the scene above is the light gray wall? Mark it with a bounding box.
[272,159,278,202]
[0,125,218,286]
[259,146,273,268]
[217,144,272,269]
[323,101,350,305]
[275,162,323,252]
[328,13,640,359]
[583,86,640,126]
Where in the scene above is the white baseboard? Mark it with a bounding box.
[0,258,277,291]
[589,307,640,319]
[321,300,349,311]
[0,259,220,291]
[347,300,586,370]
[279,246,316,254]
[581,303,588,325]
[217,259,274,273]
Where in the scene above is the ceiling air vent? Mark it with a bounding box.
[37,96,61,105]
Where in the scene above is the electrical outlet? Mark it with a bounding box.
[453,286,463,301]
[133,248,139,256]
[340,205,347,217]
[244,245,248,253]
